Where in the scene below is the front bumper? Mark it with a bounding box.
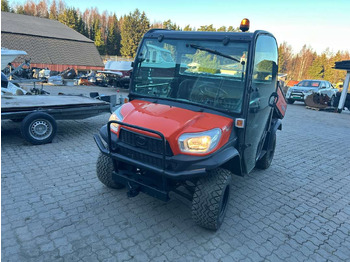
[287,91,307,101]
[94,123,237,180]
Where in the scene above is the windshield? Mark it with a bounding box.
[131,39,249,113]
[297,80,320,87]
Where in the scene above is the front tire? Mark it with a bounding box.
[191,168,232,230]
[96,152,124,189]
[287,99,295,104]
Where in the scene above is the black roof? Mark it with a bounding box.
[1,12,103,67]
[144,29,260,42]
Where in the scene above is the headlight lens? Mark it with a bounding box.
[109,107,123,133]
[178,128,222,154]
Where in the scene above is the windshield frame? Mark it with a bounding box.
[130,37,251,115]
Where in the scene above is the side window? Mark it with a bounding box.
[252,35,278,83]
[250,35,278,108]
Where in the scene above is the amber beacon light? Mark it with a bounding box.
[240,18,250,32]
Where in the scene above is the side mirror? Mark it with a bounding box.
[249,98,260,113]
[269,92,278,107]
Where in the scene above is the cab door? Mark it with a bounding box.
[243,34,278,173]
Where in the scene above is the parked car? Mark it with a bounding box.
[286,80,337,104]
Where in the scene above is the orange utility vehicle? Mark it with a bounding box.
[94,19,287,230]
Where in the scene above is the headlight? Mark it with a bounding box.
[178,128,222,154]
[109,107,123,133]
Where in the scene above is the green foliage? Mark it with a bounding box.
[308,53,327,79]
[278,42,292,73]
[217,26,226,32]
[58,8,79,31]
[94,28,105,54]
[256,60,274,72]
[183,25,193,31]
[106,14,120,55]
[49,0,58,20]
[1,0,10,11]
[227,26,240,32]
[198,24,216,31]
[193,51,220,74]
[120,9,150,58]
[163,19,179,30]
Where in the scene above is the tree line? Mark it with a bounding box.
[2,0,349,83]
[279,43,349,84]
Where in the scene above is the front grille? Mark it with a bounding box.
[119,147,164,168]
[119,128,173,156]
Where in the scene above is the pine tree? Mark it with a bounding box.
[217,26,226,32]
[1,0,10,12]
[120,9,150,58]
[163,19,179,30]
[95,27,105,54]
[278,42,293,73]
[183,25,193,31]
[197,25,216,31]
[49,0,58,20]
[106,14,120,55]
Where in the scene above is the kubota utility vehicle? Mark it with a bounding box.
[94,19,287,230]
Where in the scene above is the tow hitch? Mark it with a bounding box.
[127,182,140,198]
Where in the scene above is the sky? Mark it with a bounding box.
[11,0,350,54]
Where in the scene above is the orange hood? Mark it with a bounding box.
[119,100,233,155]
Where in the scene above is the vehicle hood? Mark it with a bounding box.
[291,86,318,93]
[118,100,233,155]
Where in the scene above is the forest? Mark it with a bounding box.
[2,0,350,83]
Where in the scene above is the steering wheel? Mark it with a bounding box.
[199,84,228,98]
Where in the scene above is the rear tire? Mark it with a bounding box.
[256,133,276,170]
[191,168,232,230]
[96,152,124,189]
[287,99,295,104]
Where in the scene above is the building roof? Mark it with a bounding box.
[1,12,103,68]
[1,11,92,42]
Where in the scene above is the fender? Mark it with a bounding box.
[219,147,243,177]
[266,119,282,151]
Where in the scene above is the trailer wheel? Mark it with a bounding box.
[21,112,57,145]
[256,133,276,170]
[191,168,232,230]
[96,152,124,189]
[287,99,295,104]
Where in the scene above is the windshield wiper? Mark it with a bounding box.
[188,44,240,63]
